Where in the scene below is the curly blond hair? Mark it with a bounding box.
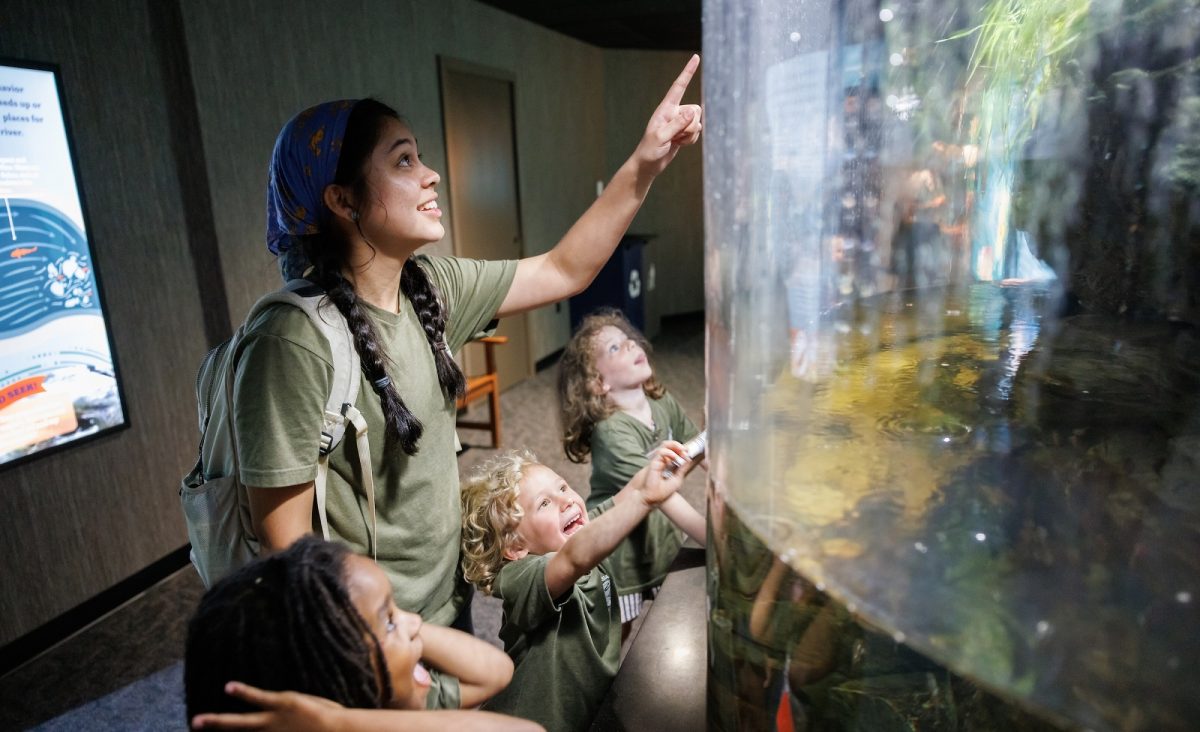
[557,308,665,464]
[460,449,540,595]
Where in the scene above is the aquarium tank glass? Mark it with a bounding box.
[702,0,1199,729]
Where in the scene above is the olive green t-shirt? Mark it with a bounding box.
[232,255,517,625]
[424,668,460,710]
[483,503,621,732]
[587,392,700,594]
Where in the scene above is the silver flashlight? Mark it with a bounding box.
[663,430,706,478]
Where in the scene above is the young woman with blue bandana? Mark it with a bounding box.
[233,56,702,636]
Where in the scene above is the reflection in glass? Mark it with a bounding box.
[703,0,1199,729]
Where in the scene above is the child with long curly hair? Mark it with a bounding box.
[556,308,705,625]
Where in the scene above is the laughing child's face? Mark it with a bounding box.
[343,553,432,709]
[504,463,589,560]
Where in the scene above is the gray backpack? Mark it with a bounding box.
[180,280,377,588]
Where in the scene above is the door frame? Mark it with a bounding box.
[437,55,532,385]
[436,56,525,248]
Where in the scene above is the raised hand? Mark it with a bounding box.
[633,54,704,178]
[638,441,691,506]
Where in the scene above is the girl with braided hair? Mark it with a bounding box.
[234,56,702,631]
[186,536,539,731]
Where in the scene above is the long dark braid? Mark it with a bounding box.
[301,98,464,455]
[401,257,466,400]
[303,236,424,454]
[184,537,392,720]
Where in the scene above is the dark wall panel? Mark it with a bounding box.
[0,0,210,645]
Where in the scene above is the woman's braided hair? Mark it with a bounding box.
[301,98,464,455]
[183,537,392,720]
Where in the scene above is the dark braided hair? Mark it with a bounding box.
[184,537,392,720]
[299,98,464,455]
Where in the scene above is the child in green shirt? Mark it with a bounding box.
[459,444,692,732]
[557,308,707,624]
[186,537,539,732]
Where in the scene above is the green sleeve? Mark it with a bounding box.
[495,554,560,632]
[232,307,331,488]
[416,255,518,352]
[589,417,651,503]
[587,497,616,520]
[423,669,462,710]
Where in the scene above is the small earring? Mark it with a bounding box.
[350,210,360,222]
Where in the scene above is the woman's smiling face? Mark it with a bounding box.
[343,553,432,709]
[355,118,445,251]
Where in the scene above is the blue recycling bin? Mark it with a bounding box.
[569,234,649,333]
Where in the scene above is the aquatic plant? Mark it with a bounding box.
[943,0,1091,159]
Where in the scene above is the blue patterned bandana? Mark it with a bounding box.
[266,99,358,255]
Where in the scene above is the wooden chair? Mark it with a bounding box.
[455,335,507,447]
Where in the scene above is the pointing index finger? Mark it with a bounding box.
[655,53,700,112]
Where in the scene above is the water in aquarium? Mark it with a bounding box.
[701,0,1199,728]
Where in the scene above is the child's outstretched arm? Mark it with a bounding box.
[417,624,513,708]
[658,493,706,545]
[544,443,690,599]
[191,682,544,732]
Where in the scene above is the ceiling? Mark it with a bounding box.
[475,0,702,51]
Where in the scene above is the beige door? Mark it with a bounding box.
[439,58,532,391]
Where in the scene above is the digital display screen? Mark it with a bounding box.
[0,59,128,469]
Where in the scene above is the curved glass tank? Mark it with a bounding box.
[702,0,1200,729]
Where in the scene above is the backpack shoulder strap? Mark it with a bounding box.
[244,280,362,450]
[241,281,375,558]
